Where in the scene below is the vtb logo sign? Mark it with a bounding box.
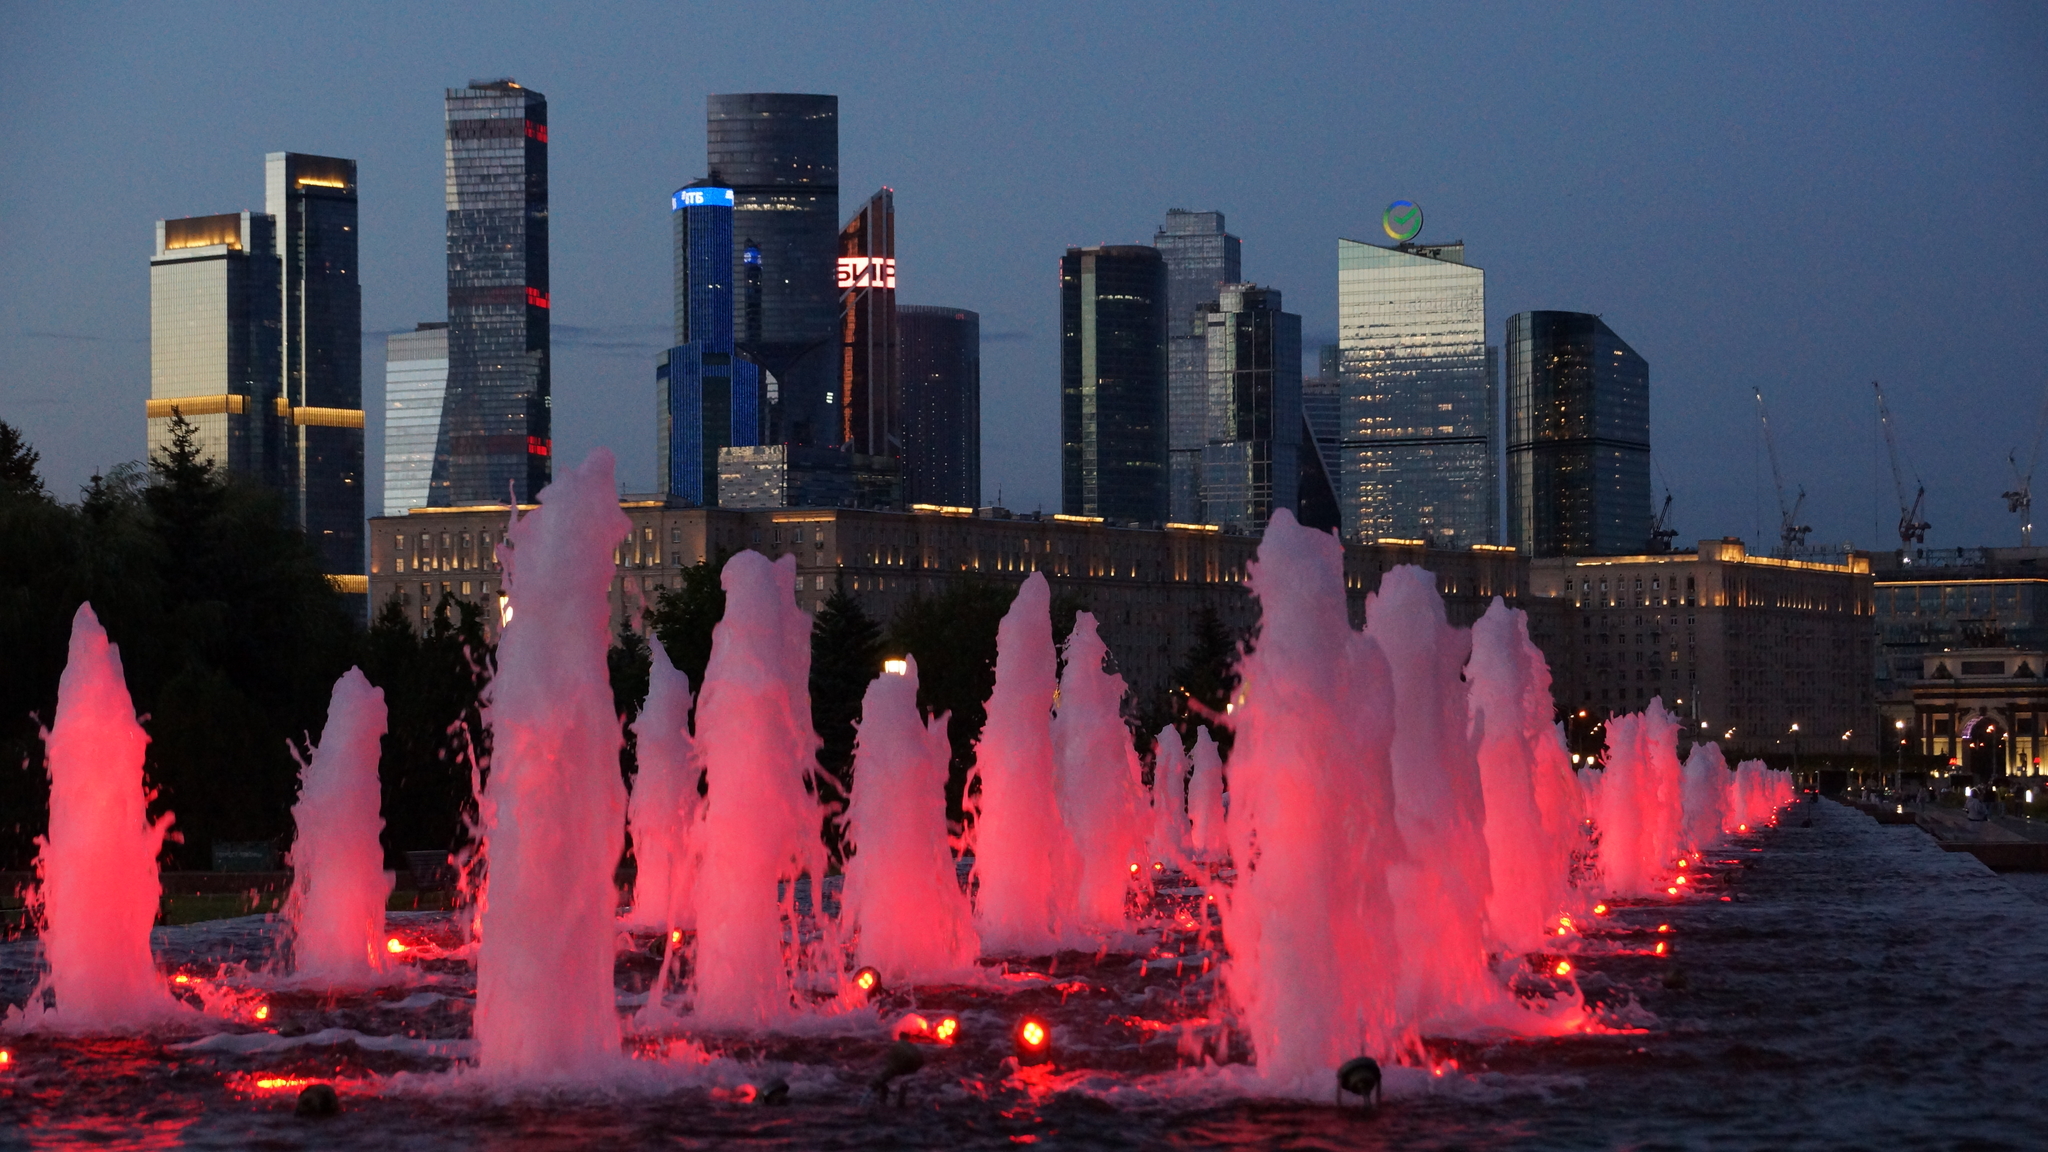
[1382,200,1423,243]
[837,256,896,290]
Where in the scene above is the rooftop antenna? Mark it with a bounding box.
[1872,381,1929,548]
[1754,387,1810,556]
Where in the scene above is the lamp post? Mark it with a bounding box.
[1894,718,1907,794]
[1790,722,1801,783]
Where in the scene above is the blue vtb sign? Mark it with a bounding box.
[672,187,734,210]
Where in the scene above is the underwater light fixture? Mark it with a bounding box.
[1016,1017,1052,1065]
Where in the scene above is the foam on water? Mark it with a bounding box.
[280,668,395,985]
[8,604,179,1032]
[472,450,631,1080]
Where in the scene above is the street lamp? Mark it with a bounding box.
[1894,718,1907,793]
[1791,723,1802,781]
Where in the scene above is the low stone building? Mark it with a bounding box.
[365,502,1527,704]
[1527,539,1875,760]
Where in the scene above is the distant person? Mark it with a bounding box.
[1966,789,1989,825]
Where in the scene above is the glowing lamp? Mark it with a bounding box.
[1129,862,1141,875]
[671,929,683,944]
[1666,887,1679,895]
[853,966,882,998]
[1593,903,1609,915]
[1558,915,1573,929]
[933,1017,959,1044]
[1677,860,1687,869]
[1015,1017,1052,1066]
[174,974,191,984]
[1675,876,1687,885]
[1657,924,1671,933]
[254,1005,269,1021]
[1654,941,1668,956]
[1153,862,1165,872]
[386,938,406,954]
[0,1050,11,1066]
[882,658,908,676]
[1554,960,1572,977]
[1738,825,1749,832]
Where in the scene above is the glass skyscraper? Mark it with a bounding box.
[383,323,448,516]
[149,211,283,480]
[435,79,549,507]
[1154,210,1241,523]
[708,93,839,448]
[1061,246,1168,524]
[1336,238,1496,546]
[658,183,759,505]
[899,305,980,508]
[837,188,897,461]
[266,152,363,573]
[1505,310,1651,556]
[1197,285,1301,533]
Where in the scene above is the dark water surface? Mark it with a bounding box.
[3,800,2044,1150]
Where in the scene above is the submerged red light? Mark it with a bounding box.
[1554,960,1572,976]
[934,1016,959,1043]
[1016,1017,1052,1064]
[386,938,405,954]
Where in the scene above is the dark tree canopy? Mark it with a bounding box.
[643,557,727,708]
[360,593,495,867]
[886,580,1018,824]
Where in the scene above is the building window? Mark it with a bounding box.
[670,527,681,544]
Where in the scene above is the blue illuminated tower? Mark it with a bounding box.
[657,182,761,504]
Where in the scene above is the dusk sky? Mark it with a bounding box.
[3,2,2042,551]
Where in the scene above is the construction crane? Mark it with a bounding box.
[1754,388,1811,555]
[1872,381,1930,548]
[1649,490,1677,552]
[2003,388,2048,547]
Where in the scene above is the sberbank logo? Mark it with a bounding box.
[1383,200,1423,243]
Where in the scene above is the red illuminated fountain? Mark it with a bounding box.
[279,668,395,985]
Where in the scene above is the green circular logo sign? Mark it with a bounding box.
[1383,200,1423,243]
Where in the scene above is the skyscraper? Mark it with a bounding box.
[837,188,897,461]
[1197,285,1301,533]
[1505,311,1651,556]
[1336,237,1496,546]
[899,305,980,508]
[657,183,760,505]
[708,93,839,447]
[383,323,449,517]
[435,79,549,507]
[149,211,283,479]
[266,152,363,573]
[1061,246,1168,524]
[1154,210,1241,523]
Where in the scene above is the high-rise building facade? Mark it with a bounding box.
[149,212,284,479]
[657,183,760,505]
[1197,285,1302,533]
[1061,246,1168,524]
[435,79,549,507]
[1336,238,1496,546]
[1155,210,1241,523]
[708,93,839,447]
[838,188,898,468]
[899,305,980,508]
[384,323,449,517]
[1505,311,1651,557]
[265,152,363,573]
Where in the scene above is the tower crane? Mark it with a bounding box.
[2003,388,2048,547]
[1754,388,1811,555]
[1872,381,1930,548]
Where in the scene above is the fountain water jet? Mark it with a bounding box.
[1368,566,1502,1025]
[1594,700,1684,895]
[626,636,700,934]
[968,573,1076,955]
[1468,599,1584,952]
[1052,613,1147,933]
[1147,724,1191,866]
[691,550,825,1028]
[1185,726,1226,861]
[280,668,394,984]
[472,450,630,1080]
[1217,509,1403,1088]
[8,605,178,1032]
[838,656,978,981]
[1680,741,1731,853]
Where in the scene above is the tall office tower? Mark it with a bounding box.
[1061,246,1168,524]
[837,189,898,459]
[435,79,549,507]
[1336,238,1496,546]
[1196,285,1302,533]
[708,93,838,447]
[657,183,761,505]
[149,212,284,478]
[266,152,363,573]
[1505,311,1651,556]
[383,323,449,516]
[1154,210,1241,522]
[898,305,981,507]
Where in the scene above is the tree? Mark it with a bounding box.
[886,580,1018,823]
[810,582,883,863]
[1170,605,1241,755]
[360,592,494,866]
[643,556,727,708]
[0,419,46,499]
[608,623,652,786]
